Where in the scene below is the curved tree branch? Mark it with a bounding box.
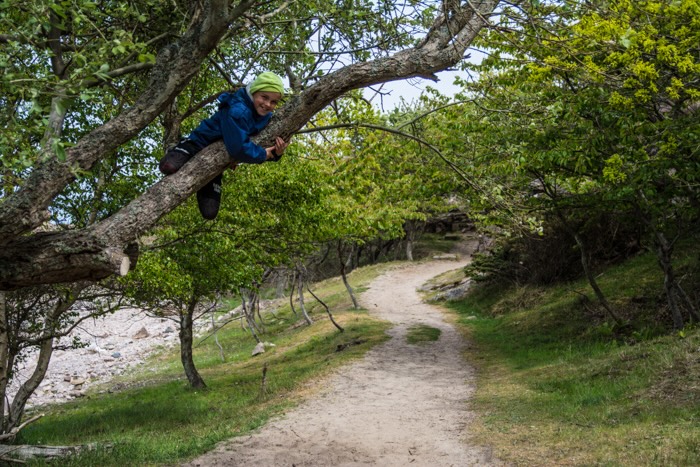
[0,0,500,290]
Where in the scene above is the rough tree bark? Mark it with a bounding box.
[0,0,500,290]
[0,441,104,463]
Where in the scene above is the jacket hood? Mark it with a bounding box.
[218,88,270,120]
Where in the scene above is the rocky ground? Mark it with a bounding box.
[12,308,182,408]
[14,300,270,409]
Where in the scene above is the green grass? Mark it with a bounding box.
[12,237,461,466]
[448,246,700,466]
[17,264,396,466]
[406,324,441,344]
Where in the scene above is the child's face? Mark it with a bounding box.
[252,91,282,116]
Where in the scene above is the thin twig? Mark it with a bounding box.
[0,413,44,441]
[306,285,344,332]
[210,314,225,362]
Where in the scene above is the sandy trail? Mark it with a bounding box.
[184,257,495,466]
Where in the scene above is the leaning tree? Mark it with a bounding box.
[0,0,500,290]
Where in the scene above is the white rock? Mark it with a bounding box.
[252,342,265,356]
[86,343,102,354]
[70,376,86,386]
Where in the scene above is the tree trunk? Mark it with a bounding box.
[674,280,700,323]
[663,271,685,330]
[573,232,624,325]
[288,273,298,317]
[0,231,132,290]
[337,242,359,309]
[0,442,102,462]
[0,292,9,433]
[240,292,261,343]
[179,300,206,389]
[251,291,267,330]
[635,189,699,328]
[405,220,421,261]
[297,276,313,326]
[653,231,694,329]
[163,99,183,151]
[7,336,54,432]
[2,283,88,434]
[275,270,288,299]
[406,239,414,262]
[353,245,362,270]
[210,314,225,363]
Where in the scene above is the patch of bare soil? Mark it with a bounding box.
[184,255,500,466]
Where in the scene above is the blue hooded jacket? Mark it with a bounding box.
[186,87,272,164]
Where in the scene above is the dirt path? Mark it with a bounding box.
[184,257,495,466]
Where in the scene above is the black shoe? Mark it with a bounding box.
[159,140,199,175]
[197,173,222,220]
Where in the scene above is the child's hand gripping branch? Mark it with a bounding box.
[230,136,288,170]
[266,136,289,162]
[159,72,290,220]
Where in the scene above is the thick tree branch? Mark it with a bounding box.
[0,0,500,290]
[0,231,132,290]
[0,0,256,245]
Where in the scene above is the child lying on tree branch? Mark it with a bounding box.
[160,72,290,219]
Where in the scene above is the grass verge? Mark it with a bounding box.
[406,325,441,344]
[448,247,700,466]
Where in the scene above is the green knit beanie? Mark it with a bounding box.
[249,72,284,96]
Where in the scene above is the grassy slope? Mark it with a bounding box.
[446,246,700,466]
[18,263,400,466]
